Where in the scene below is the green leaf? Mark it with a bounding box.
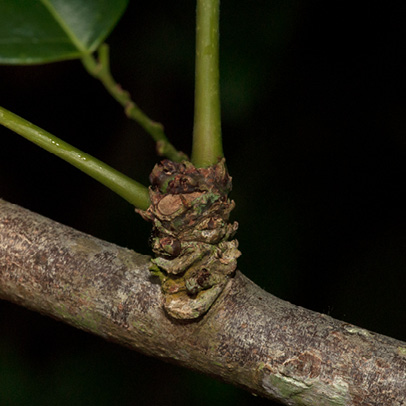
[0,0,128,64]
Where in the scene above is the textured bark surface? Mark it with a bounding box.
[137,159,240,320]
[1,199,405,405]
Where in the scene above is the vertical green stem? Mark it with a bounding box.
[191,0,223,168]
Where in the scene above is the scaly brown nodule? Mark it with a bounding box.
[137,159,240,319]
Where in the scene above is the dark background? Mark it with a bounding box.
[1,1,405,405]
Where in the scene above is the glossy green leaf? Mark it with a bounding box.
[0,0,128,64]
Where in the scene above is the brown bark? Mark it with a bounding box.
[1,198,405,405]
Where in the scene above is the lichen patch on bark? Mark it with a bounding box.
[137,159,240,319]
[260,362,351,406]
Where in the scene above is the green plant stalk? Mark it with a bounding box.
[191,0,223,168]
[0,106,150,210]
[81,45,188,163]
[41,0,184,161]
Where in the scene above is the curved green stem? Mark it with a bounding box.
[0,106,150,210]
[82,45,188,163]
[191,0,223,168]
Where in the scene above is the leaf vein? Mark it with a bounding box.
[39,0,87,53]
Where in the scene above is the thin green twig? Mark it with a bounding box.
[0,106,151,210]
[191,0,223,168]
[81,45,188,163]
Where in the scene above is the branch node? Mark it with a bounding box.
[136,158,240,319]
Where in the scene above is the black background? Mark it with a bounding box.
[1,1,405,405]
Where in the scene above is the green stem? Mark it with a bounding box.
[191,0,223,168]
[81,45,188,163]
[0,106,150,210]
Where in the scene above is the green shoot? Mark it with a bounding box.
[81,45,188,163]
[191,0,223,168]
[0,106,150,210]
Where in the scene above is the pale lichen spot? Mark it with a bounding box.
[344,325,373,338]
[397,346,406,357]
